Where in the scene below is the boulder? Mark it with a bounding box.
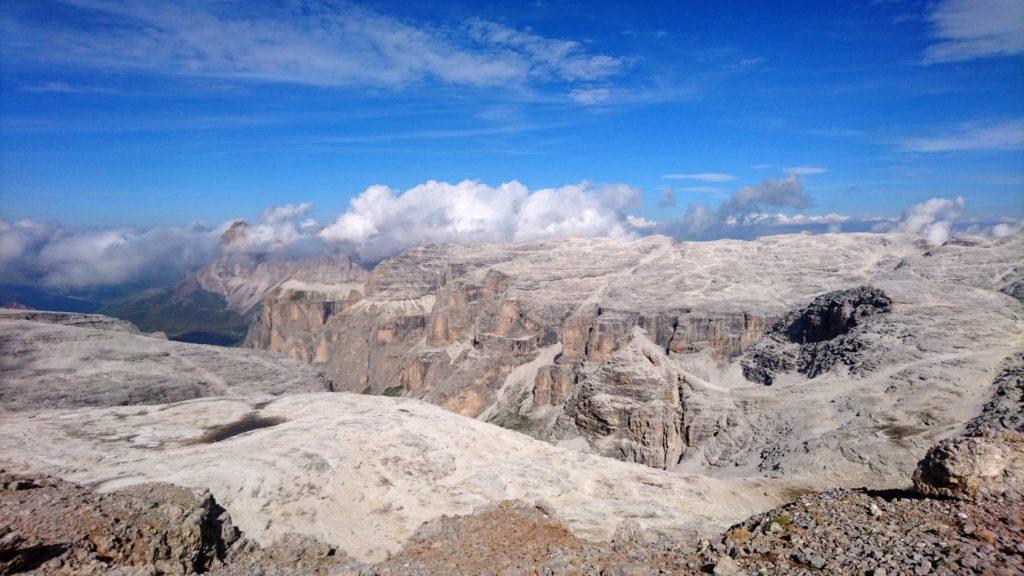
[913,434,1021,499]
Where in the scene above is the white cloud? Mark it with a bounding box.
[878,196,1022,245]
[3,1,624,90]
[784,166,828,175]
[626,215,658,229]
[661,173,736,182]
[882,196,965,244]
[657,174,816,239]
[318,179,644,261]
[0,202,324,289]
[901,119,1024,152]
[922,0,1024,63]
[222,203,315,253]
[0,220,223,289]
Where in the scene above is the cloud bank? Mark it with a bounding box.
[3,177,1019,290]
[0,219,222,289]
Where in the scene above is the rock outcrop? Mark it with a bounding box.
[913,354,1024,500]
[741,285,893,385]
[966,352,1024,435]
[0,471,349,575]
[913,434,1023,500]
[567,327,749,468]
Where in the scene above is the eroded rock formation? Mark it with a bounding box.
[242,232,1024,473]
[741,285,894,385]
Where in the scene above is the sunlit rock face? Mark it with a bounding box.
[245,232,1024,475]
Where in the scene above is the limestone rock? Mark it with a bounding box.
[569,328,748,469]
[0,393,793,563]
[239,231,1023,480]
[0,308,141,334]
[966,352,1024,435]
[912,435,1021,499]
[0,314,332,411]
[741,286,893,385]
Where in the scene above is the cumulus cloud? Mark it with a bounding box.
[880,196,964,244]
[318,179,645,261]
[2,1,623,90]
[222,203,315,253]
[662,172,735,182]
[718,173,811,216]
[871,195,1022,244]
[922,0,1024,64]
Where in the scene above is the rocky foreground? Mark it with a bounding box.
[2,431,1021,575]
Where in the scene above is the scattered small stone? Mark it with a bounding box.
[712,555,740,576]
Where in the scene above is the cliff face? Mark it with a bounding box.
[244,232,1023,475]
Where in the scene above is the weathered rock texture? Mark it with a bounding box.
[244,232,1023,479]
[0,471,348,575]
[0,308,141,334]
[0,314,332,411]
[913,434,1023,500]
[741,285,894,385]
[0,393,797,563]
[912,354,1024,501]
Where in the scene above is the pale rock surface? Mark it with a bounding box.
[247,233,922,427]
[244,231,1023,484]
[0,393,801,563]
[0,316,332,411]
[0,308,141,334]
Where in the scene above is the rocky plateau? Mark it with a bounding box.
[0,230,1021,574]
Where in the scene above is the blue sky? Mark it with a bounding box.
[1,0,1022,231]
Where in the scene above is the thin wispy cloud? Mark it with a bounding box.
[784,166,828,175]
[18,81,113,94]
[662,172,735,182]
[679,186,728,194]
[1,1,625,91]
[902,119,1024,152]
[922,0,1024,64]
